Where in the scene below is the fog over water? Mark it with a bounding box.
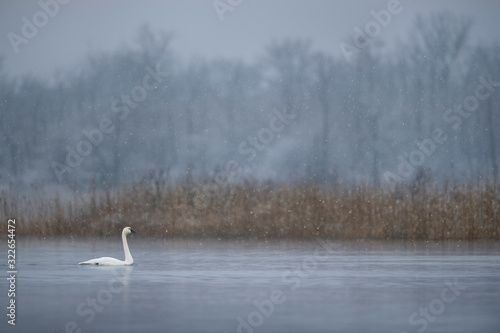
[1,239,499,333]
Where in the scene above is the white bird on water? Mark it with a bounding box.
[79,227,137,266]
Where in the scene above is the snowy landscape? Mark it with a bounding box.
[0,1,499,332]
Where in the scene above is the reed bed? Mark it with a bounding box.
[1,179,499,240]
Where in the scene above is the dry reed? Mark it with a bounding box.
[1,179,498,240]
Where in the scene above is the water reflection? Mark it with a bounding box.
[3,239,499,333]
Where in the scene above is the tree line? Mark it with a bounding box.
[0,12,499,191]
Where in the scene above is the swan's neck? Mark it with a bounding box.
[122,232,133,264]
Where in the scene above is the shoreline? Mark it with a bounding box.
[1,181,499,240]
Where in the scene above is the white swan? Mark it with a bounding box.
[79,227,137,266]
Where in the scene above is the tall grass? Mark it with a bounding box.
[1,179,499,240]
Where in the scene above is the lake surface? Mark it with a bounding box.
[1,238,499,333]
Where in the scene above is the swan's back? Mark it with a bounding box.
[78,257,129,266]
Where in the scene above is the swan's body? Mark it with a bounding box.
[79,227,136,266]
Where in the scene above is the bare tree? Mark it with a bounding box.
[264,39,313,118]
[312,53,336,183]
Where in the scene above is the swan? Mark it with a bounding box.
[79,227,137,266]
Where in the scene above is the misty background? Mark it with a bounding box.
[1,0,499,191]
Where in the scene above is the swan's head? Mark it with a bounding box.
[123,227,137,236]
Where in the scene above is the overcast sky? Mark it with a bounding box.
[1,0,499,81]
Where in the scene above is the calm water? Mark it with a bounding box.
[1,238,499,333]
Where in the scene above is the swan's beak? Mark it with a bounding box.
[130,229,137,234]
